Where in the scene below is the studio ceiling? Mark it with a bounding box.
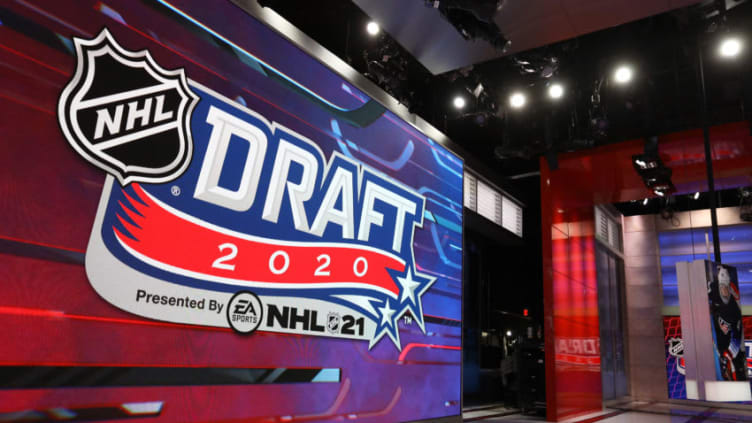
[353,0,703,74]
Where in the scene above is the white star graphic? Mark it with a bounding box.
[397,267,421,304]
[378,300,396,327]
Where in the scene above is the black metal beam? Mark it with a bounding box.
[697,41,722,263]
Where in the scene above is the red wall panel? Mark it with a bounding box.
[542,160,602,421]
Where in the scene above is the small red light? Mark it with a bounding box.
[523,309,528,316]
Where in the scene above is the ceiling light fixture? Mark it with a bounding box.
[453,96,466,109]
[614,65,633,84]
[509,92,526,109]
[548,83,564,100]
[366,21,380,36]
[719,37,742,58]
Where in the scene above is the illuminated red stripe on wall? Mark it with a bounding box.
[397,343,460,362]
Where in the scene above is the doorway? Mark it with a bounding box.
[595,242,629,400]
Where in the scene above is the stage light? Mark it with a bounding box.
[633,154,659,170]
[633,153,675,198]
[366,21,380,36]
[694,192,700,200]
[643,198,649,205]
[509,92,526,109]
[614,65,633,84]
[506,330,512,337]
[434,2,510,52]
[548,83,564,99]
[453,96,466,109]
[719,37,742,58]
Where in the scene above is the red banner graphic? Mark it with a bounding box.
[113,184,404,296]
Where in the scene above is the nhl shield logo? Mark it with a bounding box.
[668,337,684,357]
[58,28,198,185]
[327,313,341,334]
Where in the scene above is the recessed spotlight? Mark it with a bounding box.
[548,83,564,99]
[509,92,526,108]
[366,21,380,36]
[453,96,466,109]
[719,37,742,58]
[614,65,633,84]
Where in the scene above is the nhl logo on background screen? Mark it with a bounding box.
[58,28,198,185]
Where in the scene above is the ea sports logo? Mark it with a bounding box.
[226,291,263,334]
[57,28,198,185]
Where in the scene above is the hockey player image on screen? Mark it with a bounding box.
[708,264,747,381]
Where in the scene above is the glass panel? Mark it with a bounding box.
[597,245,616,400]
[612,254,629,397]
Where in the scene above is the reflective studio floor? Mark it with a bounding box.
[462,401,752,422]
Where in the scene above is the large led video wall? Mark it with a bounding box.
[0,1,463,421]
[659,224,752,399]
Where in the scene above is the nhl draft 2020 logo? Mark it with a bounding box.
[58,29,436,349]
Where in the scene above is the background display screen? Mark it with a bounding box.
[0,0,463,421]
[660,225,752,308]
[659,225,752,400]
